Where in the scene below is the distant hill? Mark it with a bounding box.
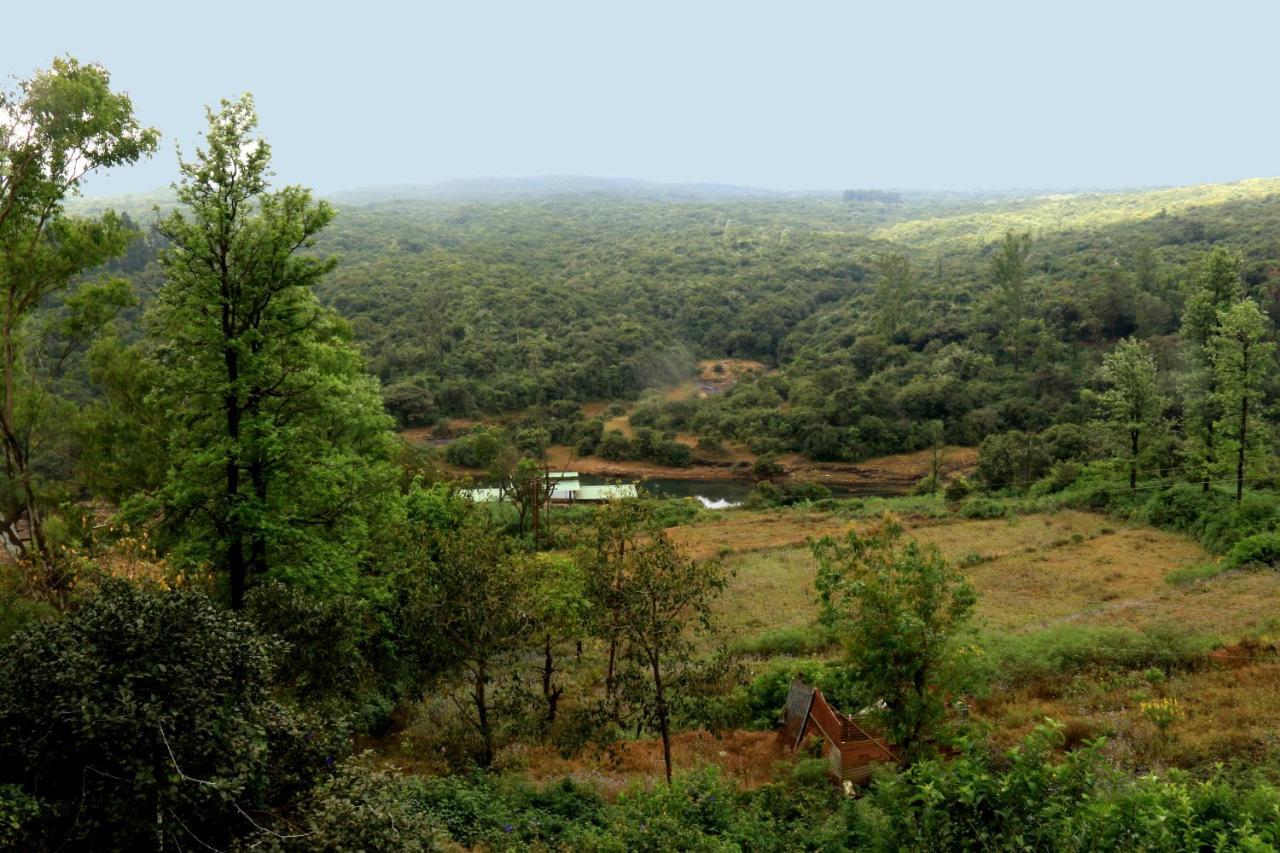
[324,175,829,205]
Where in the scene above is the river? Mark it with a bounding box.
[575,474,907,509]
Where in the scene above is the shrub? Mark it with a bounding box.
[0,581,278,851]
[730,625,836,658]
[250,758,440,852]
[912,474,941,495]
[444,427,507,468]
[979,625,1210,688]
[731,658,831,730]
[1165,561,1229,586]
[247,582,371,703]
[943,475,973,502]
[958,497,1008,519]
[745,481,832,509]
[1225,532,1280,569]
[597,430,631,461]
[652,439,694,468]
[752,453,785,481]
[0,784,41,852]
[977,430,1051,489]
[854,723,1280,850]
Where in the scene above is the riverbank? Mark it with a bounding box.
[543,445,977,489]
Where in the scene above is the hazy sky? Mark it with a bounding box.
[6,0,1278,195]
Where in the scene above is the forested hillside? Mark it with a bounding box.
[90,177,1280,466]
[7,56,1280,852]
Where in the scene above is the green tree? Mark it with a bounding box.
[610,525,725,783]
[989,230,1033,367]
[399,520,533,767]
[582,499,654,700]
[872,252,917,339]
[527,552,591,725]
[0,582,280,850]
[1210,299,1275,503]
[0,58,157,599]
[1182,248,1244,491]
[1099,337,1165,492]
[149,96,395,607]
[812,516,975,761]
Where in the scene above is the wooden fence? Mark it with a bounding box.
[780,679,897,784]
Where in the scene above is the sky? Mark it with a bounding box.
[6,0,1279,196]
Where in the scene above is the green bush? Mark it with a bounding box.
[854,723,1280,850]
[247,582,371,703]
[729,658,831,730]
[979,625,1211,688]
[0,784,41,852]
[1225,532,1280,569]
[0,581,279,851]
[943,475,973,502]
[1164,561,1230,586]
[752,453,785,481]
[443,427,507,468]
[958,497,1008,518]
[730,625,836,658]
[250,757,440,852]
[912,474,941,495]
[597,430,631,460]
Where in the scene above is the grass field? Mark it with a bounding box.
[674,504,1280,774]
[384,502,1280,785]
[678,508,1280,643]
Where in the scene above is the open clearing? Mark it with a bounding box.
[680,509,1280,644]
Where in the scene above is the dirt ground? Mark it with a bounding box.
[513,729,792,793]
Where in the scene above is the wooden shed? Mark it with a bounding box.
[780,680,897,785]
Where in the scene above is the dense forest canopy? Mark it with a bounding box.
[84,176,1280,468]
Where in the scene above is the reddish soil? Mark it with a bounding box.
[543,445,978,489]
[515,729,793,793]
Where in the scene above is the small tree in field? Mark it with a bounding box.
[399,519,532,767]
[600,509,725,784]
[583,499,654,700]
[527,552,590,726]
[812,515,975,761]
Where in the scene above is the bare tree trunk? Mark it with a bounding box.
[650,650,672,784]
[474,661,493,767]
[605,637,618,700]
[542,633,561,723]
[1130,428,1139,492]
[1237,349,1249,503]
[224,341,246,610]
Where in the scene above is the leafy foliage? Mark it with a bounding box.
[813,516,976,759]
[0,582,279,850]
